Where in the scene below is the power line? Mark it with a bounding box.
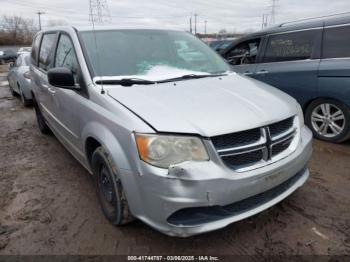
[89,0,111,25]
[270,0,277,25]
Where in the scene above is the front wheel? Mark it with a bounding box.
[92,147,134,225]
[305,98,350,143]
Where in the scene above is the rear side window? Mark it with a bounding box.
[322,25,350,59]
[38,33,56,71]
[263,30,319,62]
[31,34,41,65]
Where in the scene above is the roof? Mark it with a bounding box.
[39,25,185,33]
[220,13,350,55]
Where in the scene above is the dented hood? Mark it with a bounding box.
[106,74,298,137]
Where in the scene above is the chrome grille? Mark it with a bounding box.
[211,117,296,172]
[211,128,261,149]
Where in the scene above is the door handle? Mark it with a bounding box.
[48,87,56,95]
[42,83,49,88]
[256,70,269,75]
[243,71,253,76]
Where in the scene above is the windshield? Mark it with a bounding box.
[79,30,230,80]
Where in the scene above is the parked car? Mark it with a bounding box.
[17,47,32,55]
[220,15,350,143]
[30,26,312,237]
[7,52,32,106]
[0,49,18,64]
[209,39,236,52]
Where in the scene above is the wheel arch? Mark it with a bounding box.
[82,122,143,216]
[303,96,350,113]
[82,122,137,173]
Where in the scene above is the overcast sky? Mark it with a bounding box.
[1,0,350,33]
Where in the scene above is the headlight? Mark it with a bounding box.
[296,103,304,128]
[135,133,209,168]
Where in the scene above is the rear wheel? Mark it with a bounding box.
[92,147,134,225]
[18,84,32,107]
[305,98,350,143]
[8,81,16,96]
[33,97,51,134]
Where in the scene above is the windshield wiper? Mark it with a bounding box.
[158,73,227,83]
[95,78,156,86]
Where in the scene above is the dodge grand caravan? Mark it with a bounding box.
[30,26,312,237]
[221,15,350,143]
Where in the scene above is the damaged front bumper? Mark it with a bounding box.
[126,127,313,237]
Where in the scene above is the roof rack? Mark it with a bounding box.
[278,12,350,27]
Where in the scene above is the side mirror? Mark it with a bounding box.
[48,67,79,90]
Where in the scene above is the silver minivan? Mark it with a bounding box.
[30,26,312,237]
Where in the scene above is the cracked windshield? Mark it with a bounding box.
[79,30,230,81]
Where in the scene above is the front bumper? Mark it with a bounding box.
[124,126,313,237]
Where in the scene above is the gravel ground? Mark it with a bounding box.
[0,65,349,256]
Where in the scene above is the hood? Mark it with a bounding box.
[106,74,298,137]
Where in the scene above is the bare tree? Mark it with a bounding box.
[0,15,36,46]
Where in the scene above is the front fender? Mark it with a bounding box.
[81,121,145,216]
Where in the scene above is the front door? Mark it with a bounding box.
[224,37,263,79]
[49,33,83,155]
[255,29,322,107]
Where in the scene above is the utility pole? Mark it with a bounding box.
[204,20,207,35]
[194,13,198,35]
[36,11,45,31]
[262,14,269,29]
[189,15,192,34]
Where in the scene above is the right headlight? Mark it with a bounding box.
[135,133,209,169]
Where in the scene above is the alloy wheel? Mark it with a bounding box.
[311,103,346,138]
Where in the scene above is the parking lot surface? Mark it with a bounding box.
[0,65,349,256]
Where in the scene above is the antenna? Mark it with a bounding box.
[89,0,111,94]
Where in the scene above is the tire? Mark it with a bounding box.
[18,84,32,107]
[33,97,51,134]
[92,146,134,225]
[8,80,16,96]
[305,98,350,143]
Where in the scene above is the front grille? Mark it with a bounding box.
[211,117,296,172]
[269,117,294,137]
[272,137,294,157]
[222,150,263,169]
[211,128,261,150]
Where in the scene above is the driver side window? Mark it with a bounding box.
[55,34,78,76]
[226,38,261,65]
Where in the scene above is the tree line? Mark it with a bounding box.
[0,15,37,46]
[0,15,68,46]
